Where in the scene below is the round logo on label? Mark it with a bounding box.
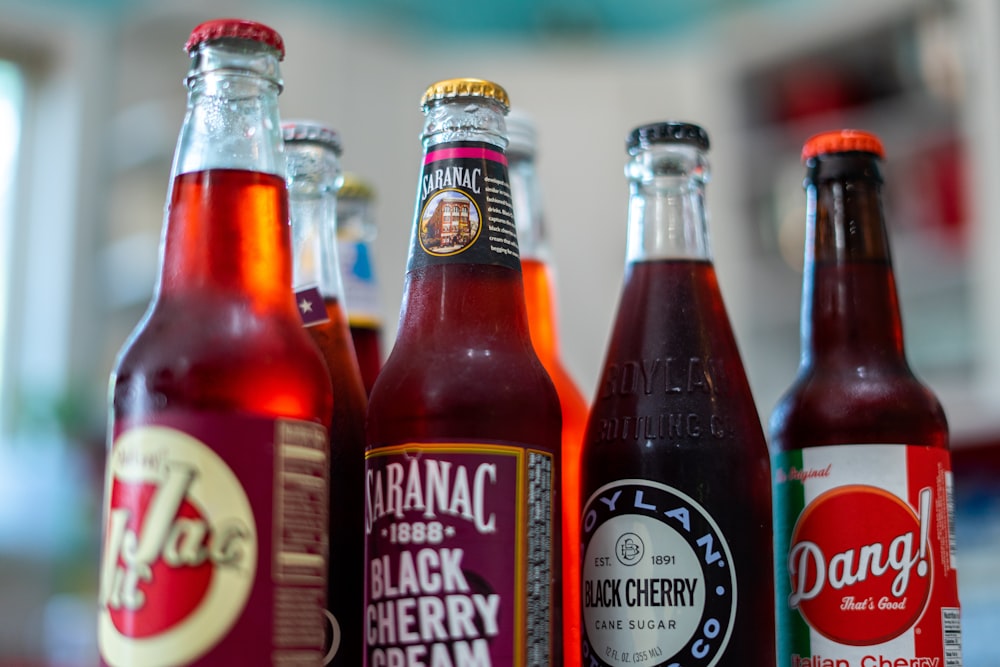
[98,426,258,667]
[787,484,932,645]
[581,480,736,667]
[615,533,645,566]
[419,189,482,256]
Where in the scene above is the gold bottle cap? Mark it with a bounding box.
[420,78,510,112]
[339,172,375,200]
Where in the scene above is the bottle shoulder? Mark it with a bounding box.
[367,337,561,449]
[113,298,332,422]
[769,364,948,450]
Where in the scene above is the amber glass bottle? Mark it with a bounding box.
[283,120,369,666]
[99,20,333,666]
[579,122,774,667]
[769,129,962,667]
[507,108,590,667]
[337,172,383,395]
[365,78,563,666]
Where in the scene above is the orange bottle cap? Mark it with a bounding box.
[801,129,885,162]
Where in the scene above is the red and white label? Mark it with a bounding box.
[99,425,258,667]
[774,444,963,667]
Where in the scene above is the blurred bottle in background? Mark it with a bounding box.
[100,19,333,666]
[283,120,369,666]
[507,108,589,667]
[579,121,775,667]
[769,129,962,667]
[336,172,383,395]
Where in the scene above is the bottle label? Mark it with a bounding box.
[580,479,737,667]
[773,444,962,667]
[364,442,555,666]
[407,141,520,272]
[98,413,330,667]
[338,239,382,327]
[295,284,331,327]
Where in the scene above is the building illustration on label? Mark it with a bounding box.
[98,426,258,667]
[420,190,481,255]
[581,479,736,667]
[787,485,933,646]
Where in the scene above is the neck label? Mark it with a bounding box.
[408,141,520,271]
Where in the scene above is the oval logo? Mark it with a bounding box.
[787,485,932,645]
[581,480,737,667]
[98,426,258,667]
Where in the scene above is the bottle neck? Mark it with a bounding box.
[395,96,532,343]
[158,40,290,306]
[173,41,284,178]
[509,149,549,262]
[508,147,563,360]
[287,142,346,302]
[801,153,906,361]
[625,143,712,264]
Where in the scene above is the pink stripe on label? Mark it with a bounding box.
[425,147,508,165]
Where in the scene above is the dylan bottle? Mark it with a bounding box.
[769,129,962,667]
[579,122,775,667]
[284,120,369,666]
[364,78,563,667]
[507,108,590,667]
[98,19,333,666]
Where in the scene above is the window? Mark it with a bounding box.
[0,60,23,435]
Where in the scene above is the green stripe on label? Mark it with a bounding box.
[773,450,812,666]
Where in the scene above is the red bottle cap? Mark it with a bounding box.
[185,19,285,59]
[801,129,885,162]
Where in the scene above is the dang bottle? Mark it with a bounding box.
[769,129,962,667]
[364,78,563,667]
[579,122,775,667]
[98,19,333,666]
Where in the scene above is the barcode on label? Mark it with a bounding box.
[945,471,958,568]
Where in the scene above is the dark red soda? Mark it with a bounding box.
[581,258,774,667]
[349,324,382,396]
[367,262,559,445]
[305,296,368,665]
[771,260,947,447]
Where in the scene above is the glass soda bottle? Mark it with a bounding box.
[769,129,962,667]
[337,172,383,395]
[364,78,563,667]
[507,107,590,667]
[283,120,370,666]
[98,19,333,666]
[579,122,775,667]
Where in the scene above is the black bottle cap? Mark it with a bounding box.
[626,122,710,155]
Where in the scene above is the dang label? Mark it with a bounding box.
[580,479,737,667]
[773,444,963,667]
